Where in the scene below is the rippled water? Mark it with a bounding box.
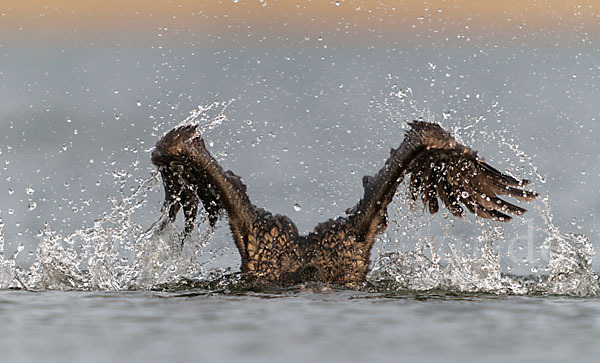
[2,290,600,363]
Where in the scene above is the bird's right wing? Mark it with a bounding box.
[151,125,256,258]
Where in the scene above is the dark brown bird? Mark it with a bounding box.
[151,121,537,286]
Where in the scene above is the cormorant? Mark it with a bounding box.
[151,121,537,286]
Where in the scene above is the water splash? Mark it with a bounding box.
[176,101,233,135]
[369,232,529,295]
[0,218,15,288]
[542,233,599,296]
[0,103,597,296]
[0,218,27,289]
[2,102,241,291]
[369,207,599,296]
[10,170,222,291]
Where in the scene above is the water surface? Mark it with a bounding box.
[2,290,599,363]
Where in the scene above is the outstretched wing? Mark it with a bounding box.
[151,125,256,256]
[346,121,537,245]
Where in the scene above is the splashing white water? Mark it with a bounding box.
[2,104,237,291]
[0,103,597,296]
[543,233,599,296]
[13,170,219,291]
[176,101,233,135]
[370,231,599,296]
[0,218,15,288]
[369,231,529,295]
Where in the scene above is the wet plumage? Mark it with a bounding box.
[151,121,537,286]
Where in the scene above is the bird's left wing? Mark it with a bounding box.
[344,121,538,247]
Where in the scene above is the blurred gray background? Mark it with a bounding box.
[0,1,599,271]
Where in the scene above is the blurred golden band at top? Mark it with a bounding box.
[1,0,599,42]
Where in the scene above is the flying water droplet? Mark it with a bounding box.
[293,203,302,212]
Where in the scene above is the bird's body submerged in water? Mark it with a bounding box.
[151,121,537,286]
